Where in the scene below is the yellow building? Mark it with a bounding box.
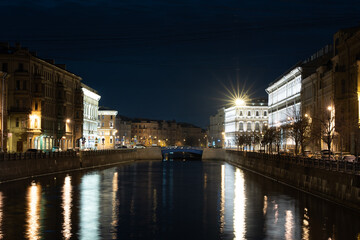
[0,43,83,152]
[0,71,8,152]
[98,107,118,149]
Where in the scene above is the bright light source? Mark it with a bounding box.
[66,119,71,123]
[235,98,245,106]
[327,106,332,111]
[305,114,308,118]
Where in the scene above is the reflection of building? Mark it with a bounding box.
[131,119,205,147]
[209,108,225,147]
[98,107,117,149]
[0,71,8,151]
[115,115,131,146]
[0,43,83,152]
[224,98,268,149]
[82,84,101,149]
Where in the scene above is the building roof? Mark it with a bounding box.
[0,42,81,79]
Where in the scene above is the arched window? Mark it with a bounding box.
[256,111,259,116]
[247,122,251,131]
[240,111,243,116]
[255,122,260,131]
[264,111,267,116]
[248,111,251,116]
[239,122,244,131]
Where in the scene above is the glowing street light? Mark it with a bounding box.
[327,106,332,111]
[235,98,245,106]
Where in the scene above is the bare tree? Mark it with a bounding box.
[284,108,311,155]
[262,127,280,154]
[234,133,246,151]
[312,108,336,153]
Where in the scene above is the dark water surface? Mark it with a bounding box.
[0,160,359,240]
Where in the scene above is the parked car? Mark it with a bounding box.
[134,144,146,149]
[341,155,356,162]
[26,149,43,153]
[52,146,62,152]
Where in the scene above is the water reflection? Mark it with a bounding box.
[219,165,225,233]
[111,172,118,239]
[79,174,100,240]
[26,182,41,240]
[263,195,268,216]
[285,210,294,240]
[62,175,72,240]
[302,208,310,240]
[0,192,3,239]
[233,168,246,240]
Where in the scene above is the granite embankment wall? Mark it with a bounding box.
[0,148,162,182]
[203,148,360,211]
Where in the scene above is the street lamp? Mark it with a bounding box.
[235,98,245,106]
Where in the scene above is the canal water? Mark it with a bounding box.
[0,160,359,240]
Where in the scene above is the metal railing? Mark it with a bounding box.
[227,150,360,174]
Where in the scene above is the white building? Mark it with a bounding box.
[224,99,268,149]
[82,84,101,149]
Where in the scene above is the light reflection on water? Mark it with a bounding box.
[62,175,72,240]
[80,174,100,240]
[0,161,358,239]
[233,168,246,240]
[26,183,41,240]
[0,192,3,240]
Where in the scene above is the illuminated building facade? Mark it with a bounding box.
[209,108,225,147]
[98,107,118,149]
[0,71,8,151]
[332,27,360,153]
[115,115,132,146]
[131,119,205,147]
[266,66,302,150]
[82,84,101,150]
[0,43,83,152]
[224,98,268,149]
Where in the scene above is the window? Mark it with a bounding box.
[98,115,100,120]
[256,111,259,116]
[102,115,104,119]
[98,122,100,127]
[2,63,8,72]
[16,118,19,127]
[255,122,260,131]
[240,111,243,116]
[18,63,24,71]
[248,111,251,116]
[110,116,113,119]
[264,111,267,116]
[110,137,113,144]
[110,122,113,127]
[35,102,38,110]
[247,122,251,131]
[102,122,104,127]
[239,122,243,131]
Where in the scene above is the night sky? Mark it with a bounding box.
[1,0,360,128]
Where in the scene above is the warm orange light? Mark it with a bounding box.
[66,119,71,123]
